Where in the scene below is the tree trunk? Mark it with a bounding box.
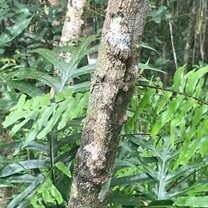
[59,0,94,66]
[184,0,200,72]
[48,0,60,6]
[204,2,208,63]
[68,1,149,207]
[60,0,88,46]
[199,0,208,63]
[59,0,95,66]
[51,0,94,93]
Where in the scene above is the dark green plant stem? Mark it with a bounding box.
[49,130,56,185]
[121,133,151,137]
[166,165,208,192]
[138,83,208,105]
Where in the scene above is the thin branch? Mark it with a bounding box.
[145,13,191,24]
[168,20,178,69]
[138,83,208,105]
[166,165,208,192]
[121,133,151,137]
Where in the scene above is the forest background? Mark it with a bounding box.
[0,0,208,207]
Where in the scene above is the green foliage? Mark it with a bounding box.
[1,1,208,207]
[0,130,80,207]
[174,196,208,207]
[0,160,50,178]
[138,59,166,74]
[0,8,32,47]
[55,161,72,178]
[128,66,208,165]
[2,172,64,208]
[0,18,96,206]
[0,36,97,93]
[3,88,88,147]
[0,1,34,53]
[111,66,208,207]
[7,175,45,208]
[149,6,168,24]
[0,0,11,22]
[30,178,63,208]
[33,35,98,91]
[0,0,66,56]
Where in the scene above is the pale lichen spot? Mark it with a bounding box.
[84,143,99,161]
[70,178,78,198]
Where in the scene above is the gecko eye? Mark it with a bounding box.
[110,13,115,18]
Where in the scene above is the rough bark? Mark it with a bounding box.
[60,0,96,65]
[60,0,92,47]
[48,0,60,6]
[68,1,149,207]
[51,0,94,93]
[0,188,14,207]
[0,188,8,207]
[59,0,95,65]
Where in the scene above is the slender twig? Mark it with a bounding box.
[138,83,208,105]
[145,13,191,24]
[121,133,151,137]
[49,130,56,185]
[168,20,178,69]
[166,165,208,192]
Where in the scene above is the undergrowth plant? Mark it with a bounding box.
[0,35,97,207]
[0,87,87,207]
[110,65,208,207]
[1,23,208,207]
[1,65,208,208]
